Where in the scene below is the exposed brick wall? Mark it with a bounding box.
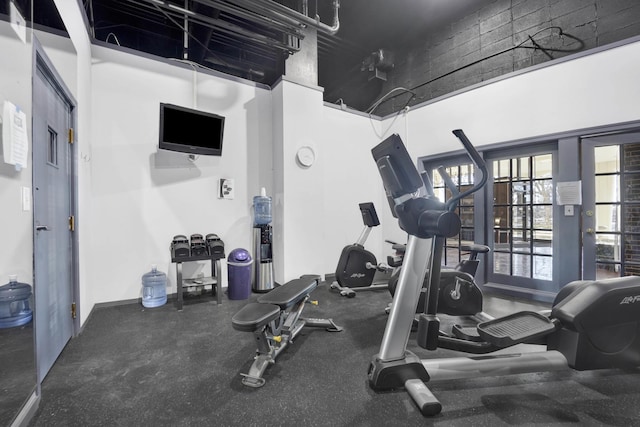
[372,0,640,116]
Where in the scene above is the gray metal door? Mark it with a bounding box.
[581,132,640,280]
[33,53,75,382]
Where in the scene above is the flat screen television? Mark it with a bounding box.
[159,103,225,156]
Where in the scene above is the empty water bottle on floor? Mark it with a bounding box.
[0,275,33,328]
[141,265,167,308]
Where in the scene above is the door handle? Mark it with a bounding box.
[585,228,595,234]
[36,225,50,231]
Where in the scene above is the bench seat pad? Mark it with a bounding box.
[257,277,318,309]
[232,303,280,332]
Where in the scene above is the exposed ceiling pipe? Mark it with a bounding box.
[230,0,340,35]
[190,0,306,40]
[224,0,311,30]
[137,0,301,52]
[258,0,340,35]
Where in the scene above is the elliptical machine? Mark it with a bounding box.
[387,242,489,316]
[331,202,396,297]
[367,130,640,416]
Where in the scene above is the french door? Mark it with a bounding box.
[485,144,558,298]
[581,132,640,280]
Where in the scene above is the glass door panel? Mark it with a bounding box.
[489,153,554,283]
[582,136,640,280]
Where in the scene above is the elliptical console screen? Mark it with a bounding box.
[371,134,424,199]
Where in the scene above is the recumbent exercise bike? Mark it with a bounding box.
[331,202,401,297]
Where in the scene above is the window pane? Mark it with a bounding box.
[460,207,474,226]
[513,157,529,180]
[494,207,509,229]
[460,228,475,244]
[533,179,553,203]
[595,204,619,232]
[533,255,552,280]
[512,206,531,230]
[511,182,530,204]
[596,262,620,280]
[595,145,619,173]
[533,154,552,178]
[533,206,553,230]
[494,229,510,245]
[494,159,511,181]
[596,234,620,262]
[48,128,58,166]
[595,175,619,203]
[512,230,531,253]
[533,231,552,255]
[460,164,474,185]
[493,252,510,275]
[512,254,531,277]
[494,182,510,205]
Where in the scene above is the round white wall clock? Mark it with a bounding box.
[296,146,316,167]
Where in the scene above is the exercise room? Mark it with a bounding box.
[2,0,640,425]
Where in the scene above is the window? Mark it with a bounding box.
[47,127,58,166]
[492,154,553,280]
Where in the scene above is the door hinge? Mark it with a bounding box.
[71,302,77,320]
[68,128,74,144]
[69,215,75,231]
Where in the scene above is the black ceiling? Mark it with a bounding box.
[9,0,493,112]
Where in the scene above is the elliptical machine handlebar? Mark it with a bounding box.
[445,129,488,211]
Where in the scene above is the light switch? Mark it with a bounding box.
[21,186,30,211]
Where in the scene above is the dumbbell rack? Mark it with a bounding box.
[171,253,224,310]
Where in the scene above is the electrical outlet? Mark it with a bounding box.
[219,179,234,199]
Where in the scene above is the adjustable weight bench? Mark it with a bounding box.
[231,275,343,387]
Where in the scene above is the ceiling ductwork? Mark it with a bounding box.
[86,0,340,83]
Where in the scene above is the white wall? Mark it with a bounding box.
[88,45,273,304]
[272,79,388,282]
[393,39,640,158]
[377,38,640,246]
[0,23,32,287]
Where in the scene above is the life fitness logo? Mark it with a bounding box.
[620,295,640,305]
[350,273,366,279]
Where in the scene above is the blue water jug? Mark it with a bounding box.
[142,265,167,308]
[0,275,33,328]
[253,187,272,225]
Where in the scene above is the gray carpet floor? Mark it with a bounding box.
[27,281,640,426]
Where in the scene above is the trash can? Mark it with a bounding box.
[227,248,253,300]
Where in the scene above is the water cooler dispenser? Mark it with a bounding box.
[253,188,275,293]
